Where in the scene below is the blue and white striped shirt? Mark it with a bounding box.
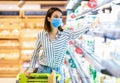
[29,25,89,71]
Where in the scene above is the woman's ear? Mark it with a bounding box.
[47,17,51,22]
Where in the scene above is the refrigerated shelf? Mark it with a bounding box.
[76,45,120,77]
[68,47,91,83]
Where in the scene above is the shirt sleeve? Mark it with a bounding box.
[64,24,90,40]
[29,32,42,72]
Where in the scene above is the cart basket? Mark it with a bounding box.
[17,73,61,83]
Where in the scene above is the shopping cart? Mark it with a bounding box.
[17,71,61,83]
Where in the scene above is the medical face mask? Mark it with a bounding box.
[51,18,62,28]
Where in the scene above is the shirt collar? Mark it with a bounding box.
[45,30,62,36]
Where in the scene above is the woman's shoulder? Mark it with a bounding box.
[38,30,45,34]
[37,30,46,37]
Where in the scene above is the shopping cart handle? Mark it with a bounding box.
[30,73,61,81]
[30,73,50,77]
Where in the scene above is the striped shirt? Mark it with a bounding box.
[29,25,89,71]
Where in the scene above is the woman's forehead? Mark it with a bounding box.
[52,11,62,16]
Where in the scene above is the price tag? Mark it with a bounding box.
[71,14,76,19]
[75,47,82,54]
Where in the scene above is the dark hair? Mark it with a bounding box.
[44,7,63,33]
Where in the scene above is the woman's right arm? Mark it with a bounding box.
[25,32,42,76]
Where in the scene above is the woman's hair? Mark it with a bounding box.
[44,7,63,33]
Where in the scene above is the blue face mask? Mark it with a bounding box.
[51,18,62,28]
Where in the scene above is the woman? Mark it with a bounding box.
[25,7,90,83]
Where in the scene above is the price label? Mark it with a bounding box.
[71,14,76,19]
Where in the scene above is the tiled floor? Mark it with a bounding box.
[0,78,16,83]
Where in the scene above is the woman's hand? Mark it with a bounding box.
[25,68,38,77]
[25,69,33,78]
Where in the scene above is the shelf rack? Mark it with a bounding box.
[75,43,120,77]
[68,46,91,83]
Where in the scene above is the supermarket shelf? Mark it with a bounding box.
[101,59,120,77]
[79,47,106,71]
[0,27,21,30]
[0,70,19,74]
[0,12,44,77]
[0,69,19,77]
[66,0,82,10]
[21,47,43,50]
[86,28,120,40]
[66,60,77,83]
[0,73,18,78]
[20,47,34,50]
[20,37,36,40]
[0,59,19,64]
[75,0,114,20]
[79,46,120,77]
[0,46,19,49]
[0,36,19,39]
[68,47,91,83]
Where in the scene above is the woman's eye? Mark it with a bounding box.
[54,16,58,18]
[54,17,62,18]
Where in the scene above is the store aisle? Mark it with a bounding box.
[0,78,16,83]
